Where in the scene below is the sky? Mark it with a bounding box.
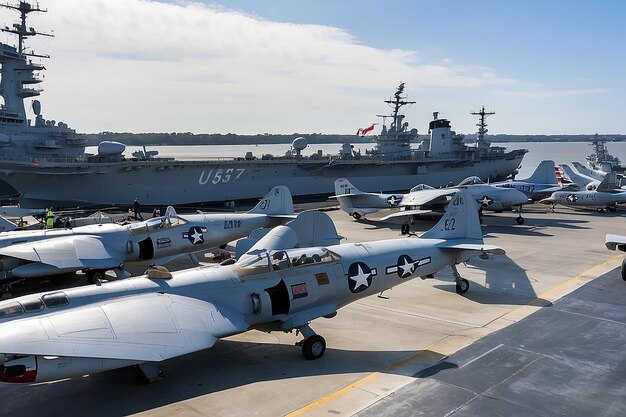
[1,0,624,135]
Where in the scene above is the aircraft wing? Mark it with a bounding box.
[0,293,248,362]
[0,235,122,270]
[379,209,433,221]
[605,234,626,251]
[400,188,455,207]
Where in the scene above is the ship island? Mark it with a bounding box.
[0,1,527,209]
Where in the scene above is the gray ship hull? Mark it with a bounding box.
[0,152,524,208]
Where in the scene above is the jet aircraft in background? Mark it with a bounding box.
[493,160,561,200]
[333,176,528,233]
[0,188,504,384]
[560,164,599,190]
[571,162,606,181]
[0,186,294,283]
[540,173,626,212]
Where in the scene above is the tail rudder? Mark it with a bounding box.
[560,164,595,188]
[420,188,482,240]
[334,178,364,196]
[525,160,558,185]
[249,185,294,215]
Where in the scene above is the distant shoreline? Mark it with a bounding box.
[79,132,626,146]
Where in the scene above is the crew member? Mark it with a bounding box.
[133,198,143,220]
[45,208,54,229]
[152,208,161,218]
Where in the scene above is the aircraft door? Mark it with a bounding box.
[264,279,290,315]
[137,237,154,260]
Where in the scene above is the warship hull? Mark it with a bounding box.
[0,152,524,208]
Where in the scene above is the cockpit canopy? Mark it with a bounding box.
[409,184,434,192]
[128,214,188,235]
[458,176,485,186]
[234,248,340,279]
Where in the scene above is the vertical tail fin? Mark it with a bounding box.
[420,188,482,240]
[248,186,294,215]
[524,160,559,185]
[560,164,596,188]
[334,178,364,196]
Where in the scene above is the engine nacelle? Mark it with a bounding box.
[0,355,139,383]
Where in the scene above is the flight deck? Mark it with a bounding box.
[0,203,623,417]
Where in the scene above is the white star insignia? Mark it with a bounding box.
[350,264,371,290]
[191,230,203,244]
[398,257,414,277]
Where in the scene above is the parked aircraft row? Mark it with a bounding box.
[0,188,504,383]
[0,186,294,284]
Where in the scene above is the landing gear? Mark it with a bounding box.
[401,223,410,235]
[451,264,469,294]
[85,269,106,284]
[516,215,524,225]
[296,324,326,360]
[352,212,361,220]
[622,258,626,282]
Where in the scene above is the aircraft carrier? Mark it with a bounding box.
[0,2,527,209]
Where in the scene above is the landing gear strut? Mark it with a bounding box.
[401,223,410,235]
[515,204,525,225]
[296,324,326,360]
[451,264,469,294]
[85,269,106,284]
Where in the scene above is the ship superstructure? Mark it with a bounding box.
[0,1,85,198]
[0,3,527,209]
[586,133,624,173]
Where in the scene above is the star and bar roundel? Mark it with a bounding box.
[182,226,207,245]
[347,254,432,293]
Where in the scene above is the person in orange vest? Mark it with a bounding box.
[45,208,54,229]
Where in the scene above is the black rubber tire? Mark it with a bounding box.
[516,216,525,225]
[352,212,361,220]
[401,223,410,235]
[86,269,105,284]
[455,278,470,294]
[302,335,326,360]
[622,258,626,282]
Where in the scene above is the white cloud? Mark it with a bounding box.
[5,0,519,133]
[494,88,608,98]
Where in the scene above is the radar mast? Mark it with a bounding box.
[470,105,495,148]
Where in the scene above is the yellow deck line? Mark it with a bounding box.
[284,256,623,416]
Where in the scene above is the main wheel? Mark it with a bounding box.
[86,269,105,284]
[455,278,470,294]
[352,212,361,220]
[516,216,525,225]
[302,335,326,360]
[622,258,626,281]
[401,223,410,235]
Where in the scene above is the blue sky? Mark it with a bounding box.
[2,0,624,135]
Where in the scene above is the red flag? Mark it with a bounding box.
[357,123,376,137]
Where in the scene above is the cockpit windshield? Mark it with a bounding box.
[129,214,188,235]
[458,176,484,186]
[234,247,341,280]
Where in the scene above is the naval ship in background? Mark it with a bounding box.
[0,2,527,209]
[586,134,625,173]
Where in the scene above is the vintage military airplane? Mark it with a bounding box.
[571,162,606,181]
[605,234,626,281]
[540,172,626,212]
[333,177,529,233]
[493,160,562,200]
[0,188,503,384]
[560,164,599,190]
[0,186,294,283]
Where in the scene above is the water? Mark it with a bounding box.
[87,141,626,179]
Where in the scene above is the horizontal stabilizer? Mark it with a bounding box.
[435,239,506,255]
